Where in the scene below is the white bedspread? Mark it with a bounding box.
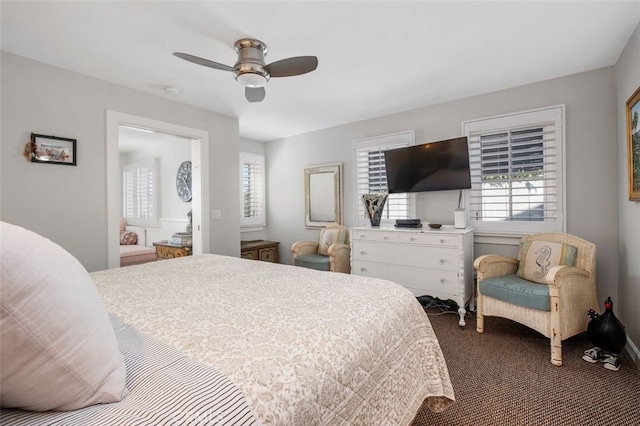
[92,254,454,425]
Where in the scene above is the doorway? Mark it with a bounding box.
[106,111,210,269]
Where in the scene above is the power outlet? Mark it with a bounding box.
[211,210,221,220]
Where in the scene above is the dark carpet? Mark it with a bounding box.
[411,308,640,426]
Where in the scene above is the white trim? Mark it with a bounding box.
[625,336,640,371]
[473,232,525,246]
[352,130,416,226]
[462,105,566,235]
[239,151,266,228]
[106,110,209,269]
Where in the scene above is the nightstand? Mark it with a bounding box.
[153,241,192,259]
[240,240,280,263]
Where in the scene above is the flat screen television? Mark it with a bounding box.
[383,136,471,193]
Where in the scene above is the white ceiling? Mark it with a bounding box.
[2,1,639,142]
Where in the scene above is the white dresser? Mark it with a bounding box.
[350,225,474,327]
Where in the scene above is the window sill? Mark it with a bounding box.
[241,226,265,233]
[473,231,532,246]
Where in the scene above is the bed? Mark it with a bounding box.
[1,221,454,425]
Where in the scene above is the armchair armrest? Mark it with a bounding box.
[544,265,590,287]
[474,254,519,280]
[291,241,319,258]
[328,243,351,273]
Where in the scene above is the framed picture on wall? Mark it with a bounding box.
[627,87,640,201]
[30,133,77,166]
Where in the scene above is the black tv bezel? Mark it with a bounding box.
[383,136,471,194]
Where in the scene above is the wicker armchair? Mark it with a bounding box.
[291,225,351,273]
[474,233,598,366]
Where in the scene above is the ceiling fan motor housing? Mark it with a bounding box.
[233,39,270,87]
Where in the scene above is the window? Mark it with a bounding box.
[353,131,415,226]
[122,158,158,227]
[463,106,565,235]
[240,152,265,228]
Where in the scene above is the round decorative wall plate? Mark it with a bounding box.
[176,160,192,202]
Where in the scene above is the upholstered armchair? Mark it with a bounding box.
[291,225,351,273]
[474,233,598,366]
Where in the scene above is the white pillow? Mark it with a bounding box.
[0,221,127,411]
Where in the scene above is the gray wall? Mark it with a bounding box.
[0,52,241,272]
[265,67,619,320]
[614,22,640,359]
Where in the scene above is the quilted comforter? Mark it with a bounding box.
[92,254,454,425]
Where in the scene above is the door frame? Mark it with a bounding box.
[106,110,210,269]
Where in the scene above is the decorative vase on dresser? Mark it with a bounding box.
[361,192,389,227]
[350,225,474,327]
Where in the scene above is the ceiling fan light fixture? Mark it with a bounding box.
[236,72,268,88]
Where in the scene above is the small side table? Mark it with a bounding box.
[153,241,192,259]
[241,240,280,263]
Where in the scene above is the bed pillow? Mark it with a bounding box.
[0,221,128,411]
[120,231,138,245]
[516,240,577,284]
[318,227,347,256]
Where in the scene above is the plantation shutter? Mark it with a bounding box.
[121,158,158,227]
[240,152,266,227]
[464,106,565,234]
[353,131,415,226]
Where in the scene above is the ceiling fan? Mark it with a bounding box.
[173,38,318,103]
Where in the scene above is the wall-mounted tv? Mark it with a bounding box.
[384,136,471,193]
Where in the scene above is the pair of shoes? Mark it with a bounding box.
[603,353,621,371]
[582,347,604,363]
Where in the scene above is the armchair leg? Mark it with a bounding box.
[551,341,562,366]
[476,293,484,333]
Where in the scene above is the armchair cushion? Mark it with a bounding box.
[479,274,550,311]
[318,227,347,256]
[294,253,330,271]
[516,240,576,284]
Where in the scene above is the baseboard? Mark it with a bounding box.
[625,336,640,371]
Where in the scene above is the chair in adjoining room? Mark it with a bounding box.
[474,233,598,366]
[291,225,351,273]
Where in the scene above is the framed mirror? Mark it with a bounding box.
[304,163,342,228]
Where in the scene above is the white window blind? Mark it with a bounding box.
[122,158,158,227]
[353,131,415,226]
[240,152,265,227]
[463,106,565,235]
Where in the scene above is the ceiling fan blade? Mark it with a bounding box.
[264,56,318,77]
[173,52,234,72]
[245,87,266,103]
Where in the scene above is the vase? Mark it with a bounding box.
[362,192,389,227]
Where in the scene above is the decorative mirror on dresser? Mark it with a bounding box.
[304,163,342,228]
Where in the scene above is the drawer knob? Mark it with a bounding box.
[384,236,390,240]
[360,268,368,272]
[360,234,366,238]
[440,278,446,284]
[440,259,446,264]
[360,251,367,255]
[440,239,445,243]
[410,237,416,241]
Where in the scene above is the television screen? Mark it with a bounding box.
[384,136,471,193]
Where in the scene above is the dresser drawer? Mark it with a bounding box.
[353,260,459,298]
[352,241,461,271]
[399,233,459,247]
[350,230,399,243]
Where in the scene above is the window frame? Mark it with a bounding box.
[353,131,416,226]
[121,157,159,228]
[462,105,566,237]
[239,151,266,229]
